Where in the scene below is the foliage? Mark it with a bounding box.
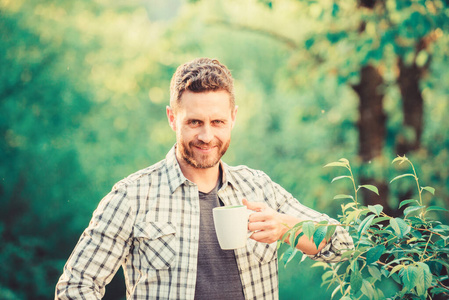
[281,156,449,299]
[1,0,449,298]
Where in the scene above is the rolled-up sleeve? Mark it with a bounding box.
[55,183,134,299]
[263,175,354,263]
[305,222,353,263]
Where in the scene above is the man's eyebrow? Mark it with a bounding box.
[187,118,202,123]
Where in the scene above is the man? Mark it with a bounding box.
[55,58,353,299]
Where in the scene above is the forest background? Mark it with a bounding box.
[1,0,449,299]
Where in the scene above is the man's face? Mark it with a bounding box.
[167,90,237,169]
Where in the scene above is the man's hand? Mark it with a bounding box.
[242,198,328,254]
[242,199,287,244]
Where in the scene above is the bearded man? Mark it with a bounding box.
[55,57,353,299]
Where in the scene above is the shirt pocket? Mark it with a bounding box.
[247,239,278,264]
[133,221,178,270]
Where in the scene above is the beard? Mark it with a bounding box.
[178,139,230,169]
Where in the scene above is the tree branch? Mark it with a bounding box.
[208,19,298,50]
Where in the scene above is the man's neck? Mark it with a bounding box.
[176,155,221,194]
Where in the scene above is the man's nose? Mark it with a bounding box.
[198,125,213,143]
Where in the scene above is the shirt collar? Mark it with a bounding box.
[219,161,239,191]
[164,144,239,194]
[165,145,189,194]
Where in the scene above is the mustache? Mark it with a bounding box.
[189,141,221,148]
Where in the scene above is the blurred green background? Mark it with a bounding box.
[1,0,449,299]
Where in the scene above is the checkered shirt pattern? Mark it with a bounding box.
[55,146,353,299]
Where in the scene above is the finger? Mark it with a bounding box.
[249,230,277,244]
[249,219,277,231]
[248,221,266,232]
[249,211,270,222]
[242,199,267,212]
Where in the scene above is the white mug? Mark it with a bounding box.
[212,205,251,250]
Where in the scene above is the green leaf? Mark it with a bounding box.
[281,230,291,246]
[416,262,433,295]
[322,270,334,282]
[399,199,419,209]
[342,202,357,211]
[376,288,385,299]
[353,247,370,260]
[313,225,327,249]
[426,206,448,213]
[367,265,382,281]
[392,155,408,164]
[434,225,449,232]
[345,209,360,225]
[433,259,449,270]
[281,247,294,267]
[408,216,426,226]
[395,217,409,227]
[358,184,379,195]
[279,247,293,265]
[397,218,411,237]
[302,221,315,240]
[390,173,415,183]
[414,268,426,296]
[285,248,298,266]
[289,221,306,235]
[390,217,410,238]
[421,186,435,195]
[325,225,337,241]
[331,175,352,183]
[288,229,296,247]
[401,266,418,291]
[371,216,390,225]
[350,265,363,293]
[368,204,383,216]
[404,205,425,216]
[338,158,349,164]
[365,244,386,264]
[331,284,342,299]
[361,279,375,300]
[358,214,375,238]
[333,194,354,200]
[292,231,304,248]
[299,252,308,264]
[431,287,449,296]
[389,264,405,276]
[340,249,355,260]
[324,162,348,168]
[311,261,330,269]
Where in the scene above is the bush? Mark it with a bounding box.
[280,156,449,299]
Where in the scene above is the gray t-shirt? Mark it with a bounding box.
[194,183,245,300]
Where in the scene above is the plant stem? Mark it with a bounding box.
[407,159,425,218]
[347,164,358,208]
[412,226,446,238]
[420,232,433,261]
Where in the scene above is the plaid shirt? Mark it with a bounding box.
[55,146,353,299]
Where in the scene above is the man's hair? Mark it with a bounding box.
[169,58,235,112]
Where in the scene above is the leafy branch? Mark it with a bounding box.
[280,155,449,299]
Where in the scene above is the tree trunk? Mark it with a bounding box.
[353,66,385,161]
[352,65,393,215]
[396,56,425,155]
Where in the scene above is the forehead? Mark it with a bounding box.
[176,90,233,118]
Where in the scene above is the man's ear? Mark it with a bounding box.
[231,105,238,129]
[166,106,176,131]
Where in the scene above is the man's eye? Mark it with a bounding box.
[213,120,224,125]
[190,120,199,125]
